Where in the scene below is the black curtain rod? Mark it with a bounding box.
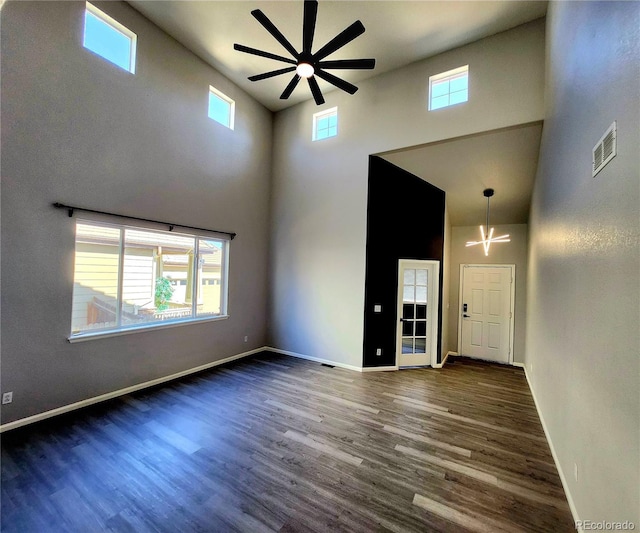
[53,202,236,240]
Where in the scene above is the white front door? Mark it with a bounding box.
[459,265,514,364]
[396,260,439,367]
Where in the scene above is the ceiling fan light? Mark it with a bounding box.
[296,62,315,78]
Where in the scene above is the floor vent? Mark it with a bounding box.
[593,121,616,177]
[321,363,335,368]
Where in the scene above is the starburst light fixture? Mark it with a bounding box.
[465,188,511,256]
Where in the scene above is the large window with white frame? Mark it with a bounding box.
[313,107,338,141]
[208,86,235,129]
[429,65,469,111]
[70,220,229,340]
[83,2,137,74]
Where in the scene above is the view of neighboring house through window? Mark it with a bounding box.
[83,2,137,73]
[208,86,235,129]
[313,107,338,141]
[71,221,229,339]
[429,65,469,110]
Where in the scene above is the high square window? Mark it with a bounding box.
[429,65,469,111]
[208,86,235,129]
[83,2,137,74]
[313,107,338,141]
[70,220,229,341]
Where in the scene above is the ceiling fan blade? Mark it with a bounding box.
[308,76,325,105]
[234,44,297,65]
[280,74,301,99]
[315,69,358,95]
[317,58,376,70]
[313,20,366,61]
[302,0,318,54]
[251,9,299,60]
[249,66,297,82]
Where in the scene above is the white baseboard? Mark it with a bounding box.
[1,347,400,432]
[433,351,456,368]
[361,365,398,372]
[265,347,364,372]
[0,342,584,532]
[522,366,581,530]
[440,352,580,528]
[443,352,526,370]
[0,347,265,433]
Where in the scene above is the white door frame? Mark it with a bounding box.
[396,259,440,367]
[457,264,515,365]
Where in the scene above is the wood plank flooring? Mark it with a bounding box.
[1,353,575,532]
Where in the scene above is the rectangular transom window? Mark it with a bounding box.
[70,220,229,341]
[313,107,338,141]
[429,65,469,111]
[208,86,235,129]
[83,2,137,73]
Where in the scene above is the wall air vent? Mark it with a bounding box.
[592,121,617,177]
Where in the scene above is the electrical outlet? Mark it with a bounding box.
[376,348,382,356]
[244,336,248,343]
[574,463,578,482]
[2,392,13,405]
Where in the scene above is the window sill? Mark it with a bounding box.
[68,315,229,343]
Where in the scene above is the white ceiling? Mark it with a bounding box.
[127,1,547,225]
[128,1,547,112]
[380,122,543,225]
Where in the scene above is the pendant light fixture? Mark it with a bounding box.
[465,188,510,256]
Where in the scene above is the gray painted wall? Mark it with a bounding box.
[448,224,528,363]
[269,20,545,368]
[1,1,272,424]
[526,1,639,525]
[3,3,637,525]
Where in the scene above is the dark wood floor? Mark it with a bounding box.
[1,352,574,532]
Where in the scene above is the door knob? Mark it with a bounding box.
[463,314,470,318]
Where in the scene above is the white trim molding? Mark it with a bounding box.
[361,365,398,372]
[433,351,456,368]
[396,259,440,368]
[522,367,582,529]
[266,347,364,373]
[0,347,264,433]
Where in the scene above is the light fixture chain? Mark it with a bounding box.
[486,195,490,239]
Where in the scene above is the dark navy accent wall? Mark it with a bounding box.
[363,156,445,367]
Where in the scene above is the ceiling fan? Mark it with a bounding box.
[234,0,376,105]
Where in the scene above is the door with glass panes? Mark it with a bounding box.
[396,260,439,367]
